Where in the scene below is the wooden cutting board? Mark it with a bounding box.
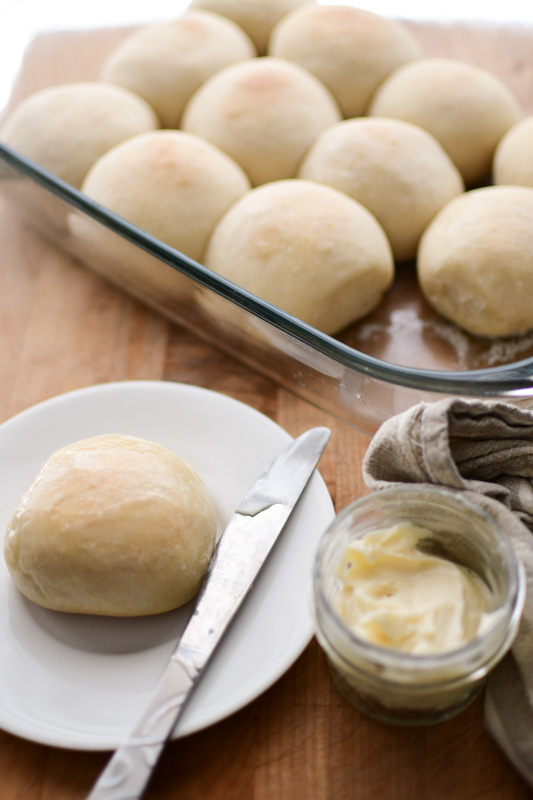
[0,15,532,800]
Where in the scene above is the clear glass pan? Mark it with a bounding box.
[2,0,533,434]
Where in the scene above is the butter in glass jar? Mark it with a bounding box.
[312,486,525,726]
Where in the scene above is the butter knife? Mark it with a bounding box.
[86,425,331,800]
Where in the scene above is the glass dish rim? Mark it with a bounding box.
[3,141,533,397]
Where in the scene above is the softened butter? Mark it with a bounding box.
[313,487,525,725]
[334,522,495,655]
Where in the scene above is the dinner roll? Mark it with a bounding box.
[181,57,341,186]
[204,179,394,335]
[493,116,533,187]
[269,4,423,118]
[417,186,533,338]
[101,10,256,129]
[188,0,310,54]
[369,58,522,186]
[77,130,250,263]
[4,435,218,616]
[299,117,464,261]
[0,82,159,188]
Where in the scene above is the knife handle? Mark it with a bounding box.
[86,654,197,800]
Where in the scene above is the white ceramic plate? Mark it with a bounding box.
[0,381,334,751]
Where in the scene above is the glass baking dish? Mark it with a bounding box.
[2,0,533,434]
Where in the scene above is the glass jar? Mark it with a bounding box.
[312,486,526,726]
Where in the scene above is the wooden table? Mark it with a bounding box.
[1,12,533,800]
[1,178,532,800]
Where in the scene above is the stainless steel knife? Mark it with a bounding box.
[86,425,331,800]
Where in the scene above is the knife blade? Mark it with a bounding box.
[86,425,331,800]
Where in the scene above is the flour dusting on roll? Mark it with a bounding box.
[493,116,533,188]
[417,186,533,338]
[299,117,464,261]
[368,57,522,186]
[0,82,159,189]
[204,179,394,335]
[189,0,310,55]
[76,129,251,263]
[101,10,256,129]
[269,3,423,118]
[181,57,341,186]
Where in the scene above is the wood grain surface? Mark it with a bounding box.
[1,14,533,800]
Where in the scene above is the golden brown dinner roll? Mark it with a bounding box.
[204,179,394,335]
[0,82,159,189]
[188,0,310,54]
[417,186,533,338]
[368,58,522,186]
[299,117,464,261]
[493,116,533,187]
[101,10,256,129]
[269,3,423,118]
[4,435,218,616]
[76,130,250,263]
[181,57,341,186]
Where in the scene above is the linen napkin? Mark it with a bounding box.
[362,397,533,786]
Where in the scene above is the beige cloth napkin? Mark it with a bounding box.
[362,397,533,786]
